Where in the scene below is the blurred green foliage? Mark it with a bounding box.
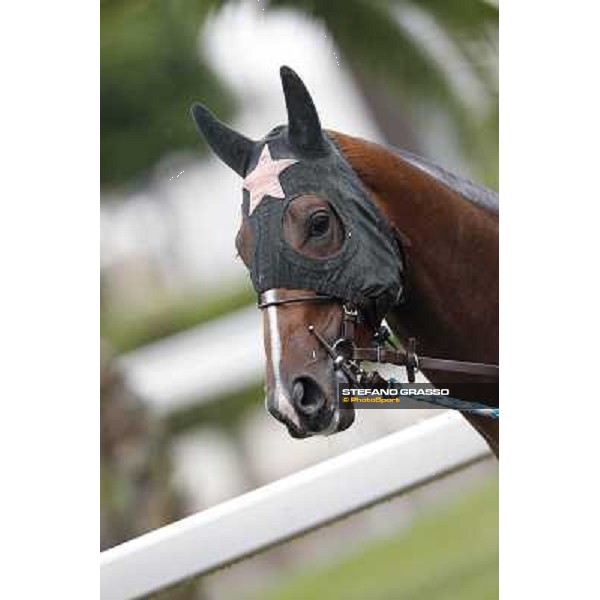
[101,284,255,353]
[244,474,499,600]
[268,0,497,104]
[102,0,497,189]
[101,0,233,188]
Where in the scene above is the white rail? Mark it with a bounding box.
[119,306,263,412]
[101,412,491,600]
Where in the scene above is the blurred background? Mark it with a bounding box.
[101,1,499,598]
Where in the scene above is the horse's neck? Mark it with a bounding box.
[331,131,498,364]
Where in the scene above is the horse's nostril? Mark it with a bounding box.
[292,380,305,405]
[292,377,325,416]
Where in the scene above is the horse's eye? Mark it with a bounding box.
[308,211,331,237]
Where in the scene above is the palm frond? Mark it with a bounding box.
[266,0,496,178]
[405,0,498,34]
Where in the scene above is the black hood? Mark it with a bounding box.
[191,66,404,323]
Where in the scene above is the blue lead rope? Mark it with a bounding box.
[388,378,499,419]
[412,395,499,419]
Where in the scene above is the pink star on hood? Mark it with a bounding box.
[243,145,298,215]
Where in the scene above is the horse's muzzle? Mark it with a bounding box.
[266,373,354,438]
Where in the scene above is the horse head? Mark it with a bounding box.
[191,67,404,438]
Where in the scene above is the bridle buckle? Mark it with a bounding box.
[342,304,358,318]
[332,337,355,361]
[405,337,419,383]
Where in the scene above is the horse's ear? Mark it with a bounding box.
[190,103,256,177]
[280,66,327,156]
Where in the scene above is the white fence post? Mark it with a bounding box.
[101,412,491,600]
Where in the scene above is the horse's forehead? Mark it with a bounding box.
[249,128,296,165]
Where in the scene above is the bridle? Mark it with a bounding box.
[257,291,499,387]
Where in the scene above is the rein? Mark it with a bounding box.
[257,291,499,418]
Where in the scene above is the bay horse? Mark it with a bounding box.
[191,67,499,456]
